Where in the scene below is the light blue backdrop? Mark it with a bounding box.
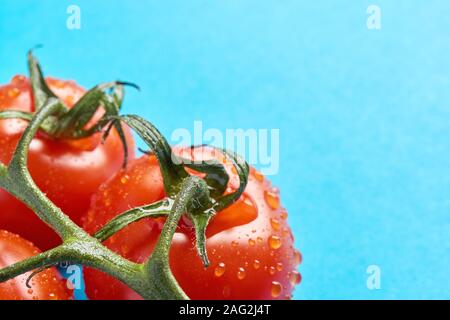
[1,0,449,299]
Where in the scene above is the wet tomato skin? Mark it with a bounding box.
[0,230,72,300]
[0,75,135,250]
[83,148,301,300]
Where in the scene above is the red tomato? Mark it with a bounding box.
[0,230,72,300]
[0,75,135,250]
[83,147,301,300]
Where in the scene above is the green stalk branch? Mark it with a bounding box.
[1,98,80,239]
[144,176,210,300]
[94,199,172,242]
[0,246,68,283]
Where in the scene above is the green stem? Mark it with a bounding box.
[0,246,67,283]
[144,176,210,300]
[94,199,172,242]
[2,98,79,239]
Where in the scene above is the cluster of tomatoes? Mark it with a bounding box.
[0,73,301,300]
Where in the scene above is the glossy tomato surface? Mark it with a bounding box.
[83,147,301,300]
[0,75,135,250]
[0,230,72,300]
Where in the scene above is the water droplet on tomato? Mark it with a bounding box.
[282,228,292,240]
[254,170,264,181]
[294,250,302,266]
[253,259,261,270]
[276,262,283,271]
[64,95,74,106]
[264,190,280,210]
[8,88,20,98]
[270,218,280,231]
[214,263,226,277]
[269,266,276,275]
[268,235,282,249]
[12,75,26,84]
[271,281,283,298]
[289,270,302,286]
[27,288,33,295]
[223,285,231,298]
[256,237,263,244]
[231,240,238,248]
[280,209,288,220]
[237,267,246,280]
[248,238,255,246]
[120,175,129,184]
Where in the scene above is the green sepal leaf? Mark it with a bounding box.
[27,50,66,112]
[118,115,189,196]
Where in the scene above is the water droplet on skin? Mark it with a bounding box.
[270,218,280,231]
[282,228,292,240]
[271,281,283,298]
[280,210,288,220]
[252,229,257,233]
[248,238,255,246]
[223,285,231,298]
[27,288,33,295]
[253,260,261,270]
[214,263,226,277]
[294,250,302,266]
[231,240,239,248]
[268,235,282,249]
[276,262,283,271]
[12,75,26,84]
[256,237,263,244]
[289,270,302,286]
[8,88,20,98]
[237,267,246,280]
[65,95,74,106]
[269,266,276,275]
[254,170,264,181]
[264,190,280,210]
[120,175,129,184]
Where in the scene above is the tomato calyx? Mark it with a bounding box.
[99,115,250,267]
[0,50,137,167]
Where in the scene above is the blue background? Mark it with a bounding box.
[1,0,449,299]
